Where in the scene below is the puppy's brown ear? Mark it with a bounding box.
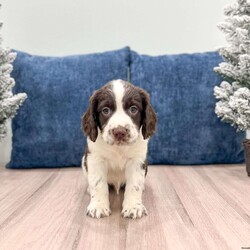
[140,89,157,139]
[82,93,98,142]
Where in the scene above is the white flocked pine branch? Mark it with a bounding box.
[0,13,27,140]
[214,0,250,133]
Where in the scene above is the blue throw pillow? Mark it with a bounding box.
[8,47,131,168]
[130,51,245,165]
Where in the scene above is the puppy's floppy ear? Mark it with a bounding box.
[140,89,157,139]
[82,92,98,142]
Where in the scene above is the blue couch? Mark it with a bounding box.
[8,47,245,168]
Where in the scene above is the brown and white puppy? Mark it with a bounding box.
[82,79,157,219]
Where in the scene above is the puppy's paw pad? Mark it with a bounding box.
[121,203,147,219]
[86,203,111,219]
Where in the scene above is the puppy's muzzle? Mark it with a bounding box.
[112,126,130,143]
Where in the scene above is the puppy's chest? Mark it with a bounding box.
[106,154,129,170]
[98,144,136,170]
[103,149,130,190]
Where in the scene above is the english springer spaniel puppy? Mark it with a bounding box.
[82,79,157,219]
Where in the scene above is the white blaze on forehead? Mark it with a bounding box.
[112,80,125,111]
[101,80,140,145]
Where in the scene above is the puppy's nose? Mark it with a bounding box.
[112,127,128,141]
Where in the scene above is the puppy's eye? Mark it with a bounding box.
[129,105,138,114]
[102,107,111,115]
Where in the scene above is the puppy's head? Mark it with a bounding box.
[82,80,157,145]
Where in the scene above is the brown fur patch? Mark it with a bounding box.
[84,146,90,172]
[122,81,157,139]
[82,82,115,142]
[142,160,148,176]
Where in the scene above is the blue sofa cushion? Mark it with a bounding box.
[130,51,245,165]
[8,47,130,168]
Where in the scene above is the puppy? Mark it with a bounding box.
[82,79,157,219]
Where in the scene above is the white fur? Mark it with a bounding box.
[82,80,148,219]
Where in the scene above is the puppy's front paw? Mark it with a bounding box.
[122,203,148,219]
[87,202,111,219]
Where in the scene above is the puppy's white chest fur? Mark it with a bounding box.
[86,134,148,193]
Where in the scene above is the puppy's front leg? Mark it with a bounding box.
[122,161,147,219]
[86,156,111,218]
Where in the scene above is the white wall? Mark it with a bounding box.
[0,0,230,165]
[1,0,229,55]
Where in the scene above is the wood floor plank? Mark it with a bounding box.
[166,166,250,249]
[196,166,250,215]
[0,168,84,250]
[0,169,58,225]
[0,165,249,250]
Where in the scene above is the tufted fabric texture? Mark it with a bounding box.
[8,47,130,168]
[130,50,245,165]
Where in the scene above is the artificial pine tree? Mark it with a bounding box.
[0,20,27,140]
[214,0,250,175]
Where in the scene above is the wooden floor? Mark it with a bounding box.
[0,165,249,250]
